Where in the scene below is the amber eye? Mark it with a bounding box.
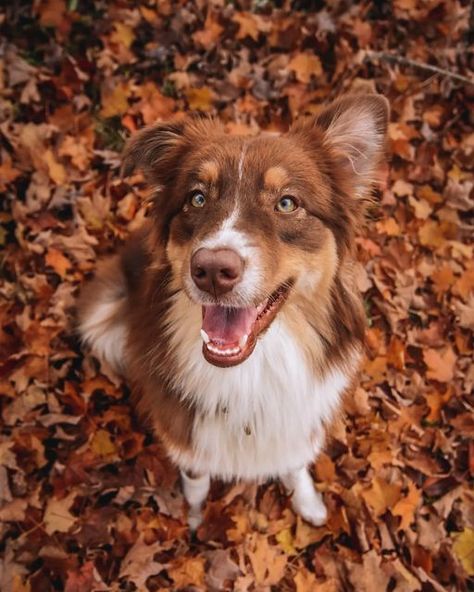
[275,196,298,213]
[190,192,206,208]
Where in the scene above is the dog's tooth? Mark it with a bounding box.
[239,334,248,348]
[200,329,210,344]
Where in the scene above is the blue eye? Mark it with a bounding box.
[190,192,206,208]
[276,196,298,213]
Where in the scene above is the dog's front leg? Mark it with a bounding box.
[180,470,210,530]
[281,466,327,527]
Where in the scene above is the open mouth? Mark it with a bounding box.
[200,282,293,367]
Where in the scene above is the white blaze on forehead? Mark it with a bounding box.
[238,143,247,184]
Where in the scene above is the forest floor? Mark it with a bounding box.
[0,1,473,591]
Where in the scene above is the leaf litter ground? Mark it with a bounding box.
[0,1,473,591]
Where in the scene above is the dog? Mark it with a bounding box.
[78,93,389,529]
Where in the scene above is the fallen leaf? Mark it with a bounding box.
[288,52,323,83]
[423,347,457,382]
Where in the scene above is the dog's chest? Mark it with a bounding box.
[165,298,353,479]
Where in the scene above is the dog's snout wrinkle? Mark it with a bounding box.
[191,248,244,296]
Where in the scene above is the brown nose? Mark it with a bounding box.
[191,248,244,296]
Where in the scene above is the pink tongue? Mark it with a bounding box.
[202,305,258,345]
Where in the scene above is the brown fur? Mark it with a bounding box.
[80,94,389,455]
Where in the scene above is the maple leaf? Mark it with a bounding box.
[193,11,224,46]
[392,481,422,530]
[43,491,77,535]
[167,556,206,588]
[232,12,268,42]
[288,52,323,83]
[246,533,287,586]
[453,528,474,576]
[354,476,402,517]
[423,347,457,382]
[185,86,215,111]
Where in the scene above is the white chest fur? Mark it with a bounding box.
[163,294,355,480]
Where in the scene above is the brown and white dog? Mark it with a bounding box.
[78,94,389,529]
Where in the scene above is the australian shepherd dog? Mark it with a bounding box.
[78,94,389,529]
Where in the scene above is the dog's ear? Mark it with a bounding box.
[121,120,188,184]
[292,94,389,197]
[121,117,224,186]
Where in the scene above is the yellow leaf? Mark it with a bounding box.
[418,220,446,248]
[91,429,117,457]
[100,81,130,118]
[275,527,296,555]
[417,185,443,204]
[288,52,323,83]
[110,23,135,49]
[453,528,474,575]
[168,557,205,588]
[408,195,432,219]
[376,217,400,236]
[43,149,66,184]
[356,477,402,517]
[185,86,214,111]
[392,482,421,530]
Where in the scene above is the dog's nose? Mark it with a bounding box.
[191,248,243,296]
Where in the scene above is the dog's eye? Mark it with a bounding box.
[276,196,298,213]
[190,192,206,208]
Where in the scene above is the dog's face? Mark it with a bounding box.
[123,95,388,367]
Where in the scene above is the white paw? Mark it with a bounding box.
[187,507,203,532]
[293,492,328,527]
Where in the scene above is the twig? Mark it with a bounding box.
[365,51,474,86]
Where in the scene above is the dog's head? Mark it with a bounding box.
[123,94,389,367]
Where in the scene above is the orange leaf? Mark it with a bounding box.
[45,247,71,277]
[392,481,421,530]
[185,86,215,111]
[288,53,323,83]
[423,347,457,382]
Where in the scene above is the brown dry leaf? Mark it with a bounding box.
[193,11,224,46]
[293,567,320,592]
[293,516,328,549]
[392,481,422,530]
[423,347,457,382]
[43,149,67,184]
[90,429,117,458]
[185,86,215,111]
[355,477,402,517]
[233,12,267,42]
[431,264,456,295]
[376,217,401,236]
[109,23,135,49]
[168,556,206,589]
[246,533,287,586]
[43,491,77,535]
[452,264,474,300]
[100,80,131,118]
[288,52,323,83]
[346,550,392,592]
[45,247,72,278]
